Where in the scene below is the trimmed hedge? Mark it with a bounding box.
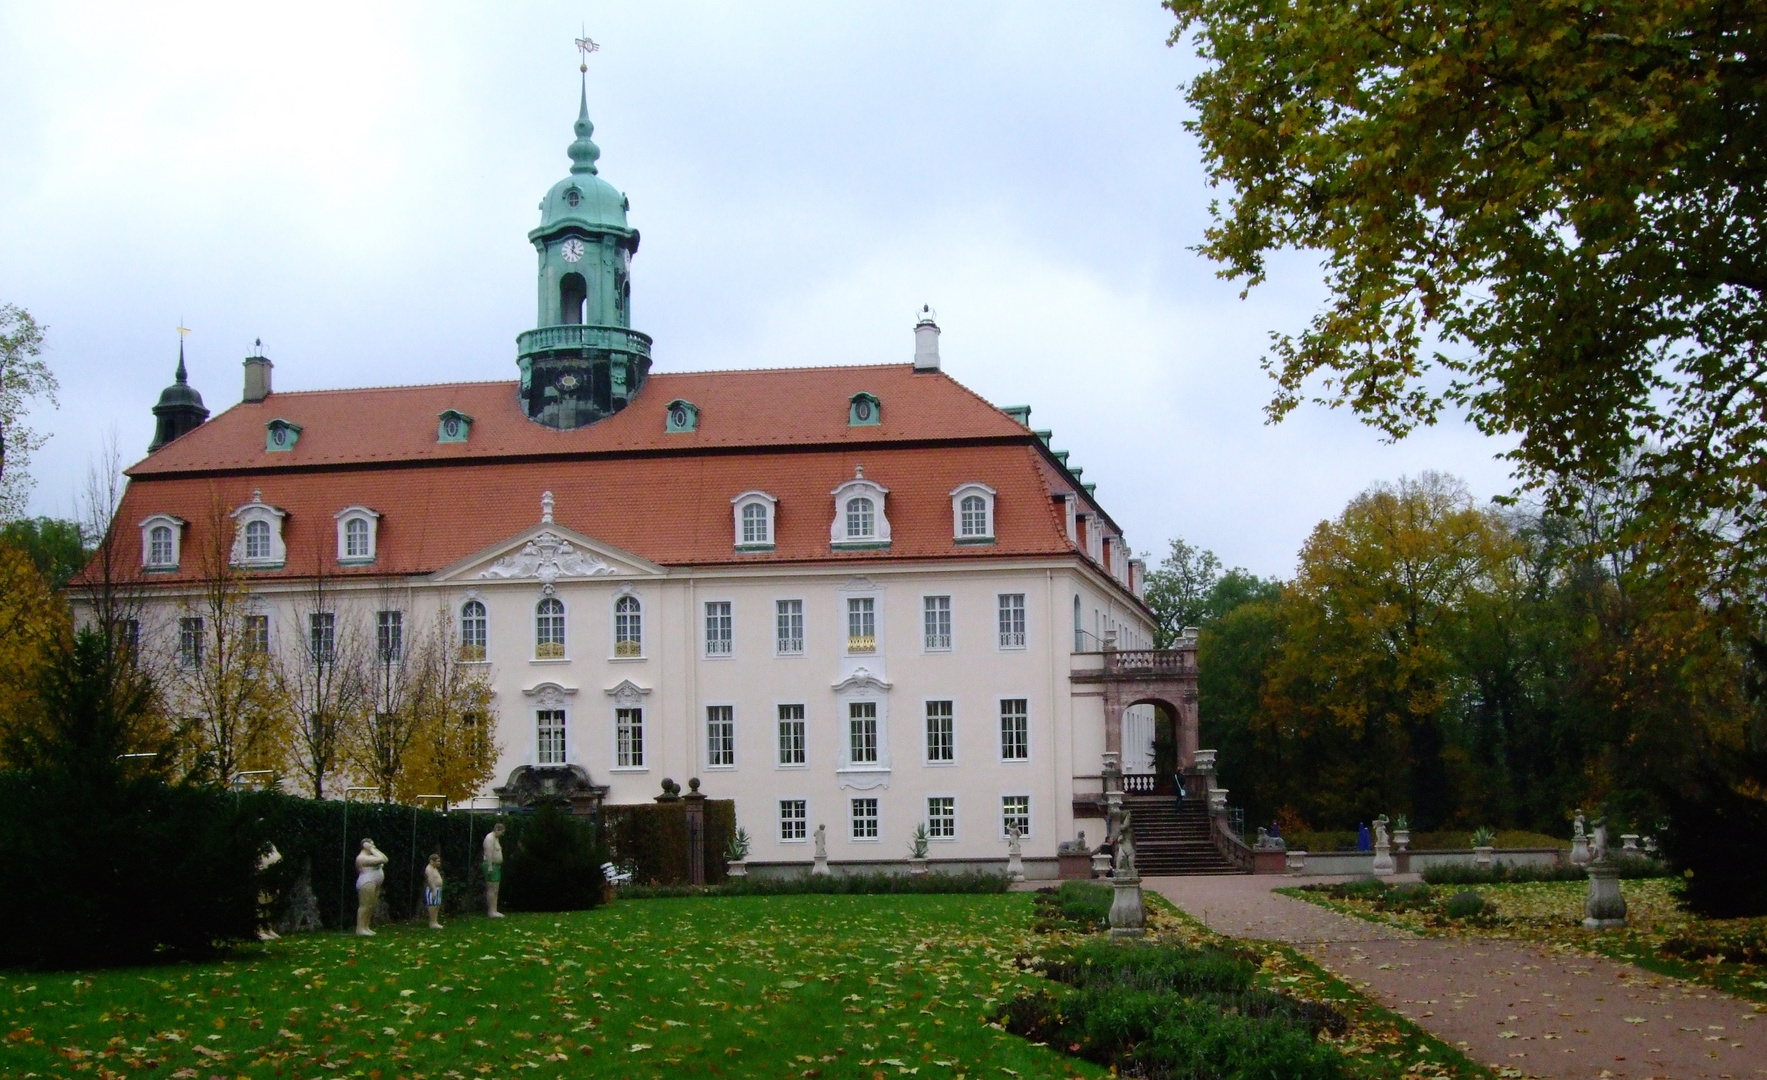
[617,870,1010,899]
[1421,858,1665,885]
[603,799,736,886]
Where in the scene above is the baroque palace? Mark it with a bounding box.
[109,79,1207,877]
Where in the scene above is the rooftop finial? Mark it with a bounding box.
[541,490,555,525]
[569,31,602,175]
[175,322,192,383]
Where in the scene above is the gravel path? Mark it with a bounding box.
[1146,874,1765,1079]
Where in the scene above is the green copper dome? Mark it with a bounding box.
[535,83,630,233]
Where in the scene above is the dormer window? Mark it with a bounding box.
[848,392,881,427]
[437,410,473,443]
[731,491,776,551]
[335,506,380,565]
[951,483,997,544]
[139,514,185,571]
[230,492,287,569]
[265,419,302,452]
[665,399,700,433]
[830,467,891,549]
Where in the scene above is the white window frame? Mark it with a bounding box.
[705,703,736,769]
[776,702,807,768]
[997,592,1028,650]
[833,668,891,786]
[924,698,956,765]
[334,506,380,565]
[731,490,777,551]
[779,798,808,843]
[229,493,287,569]
[536,707,568,766]
[614,706,645,770]
[460,598,489,662]
[926,795,957,841]
[829,474,892,548]
[534,595,567,661]
[847,700,879,765]
[605,681,651,771]
[849,796,880,842]
[999,697,1030,763]
[244,613,270,654]
[308,611,336,664]
[922,594,952,652]
[177,615,204,669]
[775,598,805,656]
[846,596,877,655]
[1001,794,1032,840]
[140,514,185,570]
[375,609,403,663]
[950,482,997,542]
[703,599,734,658]
[611,590,644,660]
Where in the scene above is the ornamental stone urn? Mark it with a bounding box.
[907,857,928,876]
[1285,850,1308,876]
[726,859,748,878]
[1473,846,1494,870]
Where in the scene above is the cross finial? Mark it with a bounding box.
[541,490,555,525]
[575,27,599,73]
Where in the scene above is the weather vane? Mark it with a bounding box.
[575,27,599,73]
[176,321,191,339]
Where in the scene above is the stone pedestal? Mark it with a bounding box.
[1107,871,1146,937]
[1006,849,1025,883]
[1620,834,1640,853]
[811,854,830,876]
[1570,836,1590,865]
[1473,845,1494,870]
[1372,840,1395,876]
[1583,863,1628,928]
[683,779,707,886]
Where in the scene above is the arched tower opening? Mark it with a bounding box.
[559,272,587,324]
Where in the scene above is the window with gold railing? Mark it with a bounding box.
[847,634,876,654]
[614,639,642,659]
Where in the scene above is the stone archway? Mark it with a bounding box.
[1072,639,1200,783]
[1119,696,1185,792]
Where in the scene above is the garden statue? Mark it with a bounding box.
[354,839,388,937]
[256,843,283,941]
[1006,823,1025,882]
[1116,811,1137,873]
[482,822,506,918]
[1107,816,1146,937]
[1570,809,1591,866]
[1583,816,1627,928]
[423,854,445,929]
[812,823,830,876]
[1590,817,1609,864]
[1371,815,1395,876]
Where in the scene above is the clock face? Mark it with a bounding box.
[560,238,586,263]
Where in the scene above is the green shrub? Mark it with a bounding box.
[1383,882,1435,912]
[1422,858,1665,886]
[1444,890,1485,919]
[616,870,1009,898]
[501,800,607,912]
[1033,881,1114,930]
[603,798,736,886]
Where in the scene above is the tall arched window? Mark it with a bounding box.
[460,600,488,661]
[149,525,174,567]
[1073,595,1084,653]
[244,519,271,561]
[344,517,370,559]
[741,502,769,545]
[559,272,587,324]
[535,597,566,659]
[614,595,642,658]
[846,497,875,539]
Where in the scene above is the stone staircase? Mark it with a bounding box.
[1124,794,1245,876]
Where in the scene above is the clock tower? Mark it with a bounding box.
[516,76,651,430]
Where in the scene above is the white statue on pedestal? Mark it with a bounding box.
[482,823,506,918]
[1570,809,1590,866]
[1371,815,1395,876]
[811,823,830,876]
[424,855,445,929]
[354,839,388,937]
[1006,823,1025,882]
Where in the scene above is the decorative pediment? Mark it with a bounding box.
[522,681,578,708]
[478,529,616,583]
[604,679,652,707]
[431,522,664,584]
[832,667,892,693]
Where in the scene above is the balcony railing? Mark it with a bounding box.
[614,639,642,659]
[535,642,565,660]
[847,635,876,654]
[777,638,804,655]
[516,324,653,357]
[924,633,951,651]
[1105,649,1189,674]
[999,631,1026,649]
[459,644,486,662]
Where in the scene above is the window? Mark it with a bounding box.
[845,498,875,539]
[927,796,956,840]
[998,593,1027,649]
[1073,594,1085,653]
[848,701,878,764]
[951,483,997,542]
[850,797,879,840]
[704,601,733,656]
[848,392,881,426]
[731,491,777,550]
[344,518,369,558]
[149,526,174,566]
[536,709,567,765]
[616,707,644,768]
[1002,795,1031,838]
[334,507,380,563]
[614,595,642,657]
[780,799,807,842]
[776,599,804,655]
[923,595,951,651]
[437,409,473,443]
[1000,698,1029,761]
[664,398,699,433]
[777,703,806,766]
[464,711,488,757]
[846,597,876,653]
[925,700,954,763]
[460,600,487,661]
[376,610,403,662]
[122,618,140,656]
[242,519,270,561]
[706,705,735,767]
[230,493,286,567]
[244,614,269,654]
[308,612,335,663]
[535,597,565,659]
[178,617,204,668]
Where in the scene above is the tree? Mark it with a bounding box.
[402,603,500,803]
[346,588,427,802]
[0,303,56,521]
[0,540,70,761]
[1142,537,1223,646]
[1166,0,1767,597]
[1,517,86,589]
[281,544,368,800]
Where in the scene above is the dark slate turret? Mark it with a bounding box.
[149,342,209,451]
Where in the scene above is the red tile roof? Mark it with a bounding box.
[110,363,1137,603]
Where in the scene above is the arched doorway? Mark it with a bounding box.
[1119,697,1183,793]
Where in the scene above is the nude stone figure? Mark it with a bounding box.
[354,839,388,937]
[482,823,506,918]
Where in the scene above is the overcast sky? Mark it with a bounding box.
[0,2,1516,579]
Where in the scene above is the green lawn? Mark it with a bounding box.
[0,894,1106,1080]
